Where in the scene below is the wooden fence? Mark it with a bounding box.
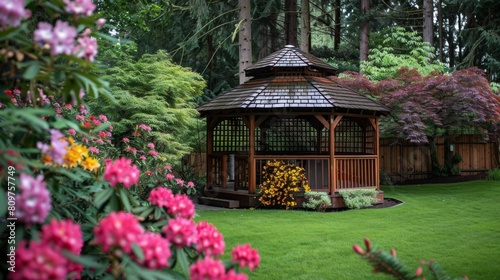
[380,135,500,182]
[183,135,500,184]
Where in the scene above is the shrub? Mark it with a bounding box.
[302,192,332,212]
[258,160,311,209]
[338,189,377,209]
[380,169,393,185]
[487,168,500,181]
[0,1,258,279]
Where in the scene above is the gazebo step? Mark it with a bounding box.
[199,197,240,208]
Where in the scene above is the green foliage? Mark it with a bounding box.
[302,191,332,212]
[89,50,206,163]
[486,168,500,181]
[361,27,445,81]
[338,189,377,209]
[353,238,470,280]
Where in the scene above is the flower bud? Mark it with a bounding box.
[364,238,371,250]
[390,248,397,257]
[415,267,423,277]
[353,244,365,255]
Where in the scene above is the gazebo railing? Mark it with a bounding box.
[254,156,330,191]
[335,155,378,189]
[208,154,379,192]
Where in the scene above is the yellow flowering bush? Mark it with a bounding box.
[258,160,311,209]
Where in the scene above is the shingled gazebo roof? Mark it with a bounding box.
[197,45,389,116]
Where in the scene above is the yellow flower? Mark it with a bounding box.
[82,157,100,172]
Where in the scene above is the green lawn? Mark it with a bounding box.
[195,181,500,279]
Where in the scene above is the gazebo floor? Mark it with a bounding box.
[201,184,384,209]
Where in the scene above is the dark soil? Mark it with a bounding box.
[369,198,403,209]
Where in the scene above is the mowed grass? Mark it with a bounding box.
[195,181,500,279]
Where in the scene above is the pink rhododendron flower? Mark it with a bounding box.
[16,173,51,224]
[98,131,106,138]
[67,128,76,135]
[133,232,172,269]
[41,219,83,254]
[196,221,225,257]
[93,212,144,254]
[187,181,195,188]
[231,244,260,271]
[139,124,152,131]
[189,258,226,280]
[176,178,185,185]
[166,194,195,219]
[165,165,172,171]
[103,157,140,188]
[76,114,84,121]
[37,129,68,165]
[140,155,146,160]
[10,241,67,280]
[64,103,72,109]
[122,137,130,143]
[163,217,197,248]
[92,119,101,126]
[149,150,158,157]
[96,18,106,29]
[166,173,175,180]
[98,114,108,122]
[0,0,31,29]
[147,142,155,149]
[148,187,174,208]
[222,270,248,280]
[34,20,77,56]
[63,0,96,16]
[89,146,99,154]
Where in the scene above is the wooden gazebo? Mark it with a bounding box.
[197,45,389,208]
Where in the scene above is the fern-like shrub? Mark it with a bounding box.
[258,160,310,210]
[487,168,500,181]
[302,192,332,212]
[338,189,377,209]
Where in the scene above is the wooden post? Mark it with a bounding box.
[222,154,228,189]
[206,116,214,188]
[374,117,380,190]
[329,115,335,194]
[248,115,256,194]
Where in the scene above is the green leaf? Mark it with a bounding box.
[62,250,107,269]
[94,188,114,209]
[132,242,144,262]
[0,188,7,218]
[176,248,190,276]
[22,61,41,80]
[119,187,132,211]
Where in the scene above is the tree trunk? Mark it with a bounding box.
[428,135,441,176]
[438,0,444,62]
[238,0,252,84]
[300,0,310,52]
[423,0,434,44]
[359,0,370,62]
[285,0,298,46]
[334,0,341,51]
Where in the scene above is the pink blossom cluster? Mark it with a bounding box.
[33,20,97,61]
[94,212,174,269]
[93,212,145,254]
[196,221,225,257]
[0,0,31,29]
[190,258,248,280]
[63,0,95,17]
[231,244,261,271]
[12,219,84,280]
[148,187,195,219]
[15,173,52,224]
[139,124,152,131]
[103,157,140,188]
[133,232,172,269]
[163,217,198,248]
[37,129,68,165]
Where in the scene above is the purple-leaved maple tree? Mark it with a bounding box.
[332,67,500,175]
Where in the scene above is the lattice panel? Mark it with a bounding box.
[256,117,319,153]
[213,118,249,152]
[335,118,371,154]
